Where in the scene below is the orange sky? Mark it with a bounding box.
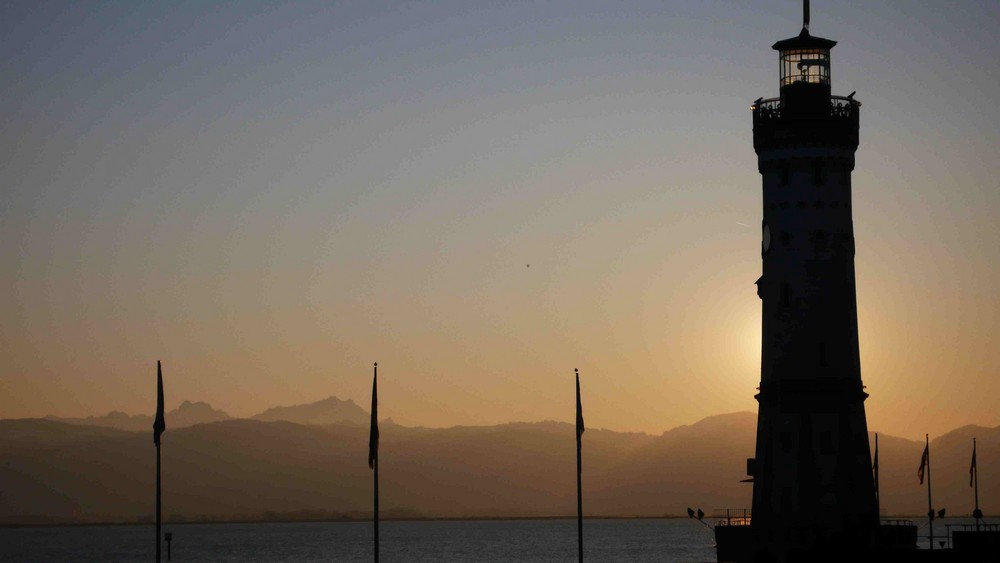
[1,2,998,440]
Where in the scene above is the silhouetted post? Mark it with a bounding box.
[873,433,880,517]
[153,361,166,563]
[368,363,380,563]
[972,437,981,531]
[156,439,161,562]
[923,434,934,550]
[575,368,585,563]
[164,532,172,561]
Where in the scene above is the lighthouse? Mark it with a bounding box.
[744,1,878,559]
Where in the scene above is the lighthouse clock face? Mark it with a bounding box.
[762,222,772,254]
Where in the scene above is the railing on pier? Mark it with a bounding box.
[713,508,751,527]
[947,523,999,532]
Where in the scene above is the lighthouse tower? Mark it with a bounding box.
[746,1,878,559]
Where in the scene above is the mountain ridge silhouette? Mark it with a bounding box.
[1,411,995,525]
[40,395,373,432]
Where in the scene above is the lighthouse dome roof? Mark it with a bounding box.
[772,28,837,52]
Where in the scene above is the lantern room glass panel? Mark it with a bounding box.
[779,49,830,87]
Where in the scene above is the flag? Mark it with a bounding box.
[970,441,977,488]
[873,438,879,472]
[153,361,166,446]
[368,364,379,470]
[873,433,879,488]
[918,443,929,485]
[575,370,585,441]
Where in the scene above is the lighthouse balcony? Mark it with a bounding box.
[752,95,860,151]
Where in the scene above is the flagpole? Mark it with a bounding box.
[153,360,166,563]
[156,437,161,563]
[873,433,879,519]
[371,363,379,563]
[576,369,583,563]
[926,434,933,551]
[973,437,980,531]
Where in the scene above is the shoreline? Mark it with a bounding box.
[2,515,682,529]
[4,513,992,529]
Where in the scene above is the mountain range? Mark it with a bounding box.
[249,396,369,426]
[42,396,369,432]
[2,401,996,525]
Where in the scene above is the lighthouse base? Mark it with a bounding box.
[714,521,919,563]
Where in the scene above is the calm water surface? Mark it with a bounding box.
[3,518,718,562]
[6,517,982,561]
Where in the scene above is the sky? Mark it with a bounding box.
[2,1,998,440]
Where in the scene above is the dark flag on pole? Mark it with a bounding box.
[918,442,929,485]
[153,361,166,446]
[873,434,879,475]
[970,440,977,488]
[368,364,379,470]
[575,368,584,563]
[368,362,380,563]
[153,360,166,563]
[919,434,935,549]
[873,433,880,505]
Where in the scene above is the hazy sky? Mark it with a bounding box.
[2,1,998,440]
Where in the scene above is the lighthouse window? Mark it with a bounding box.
[814,230,828,250]
[820,431,834,454]
[780,49,831,87]
[781,488,793,511]
[813,160,825,185]
[779,160,789,185]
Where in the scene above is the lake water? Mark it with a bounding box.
[3,517,984,562]
[2,518,717,562]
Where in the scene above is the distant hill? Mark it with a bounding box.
[44,400,231,432]
[40,395,369,431]
[45,410,152,433]
[0,413,995,525]
[588,412,759,516]
[170,400,232,427]
[250,396,369,426]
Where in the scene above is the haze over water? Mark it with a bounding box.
[2,1,999,441]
